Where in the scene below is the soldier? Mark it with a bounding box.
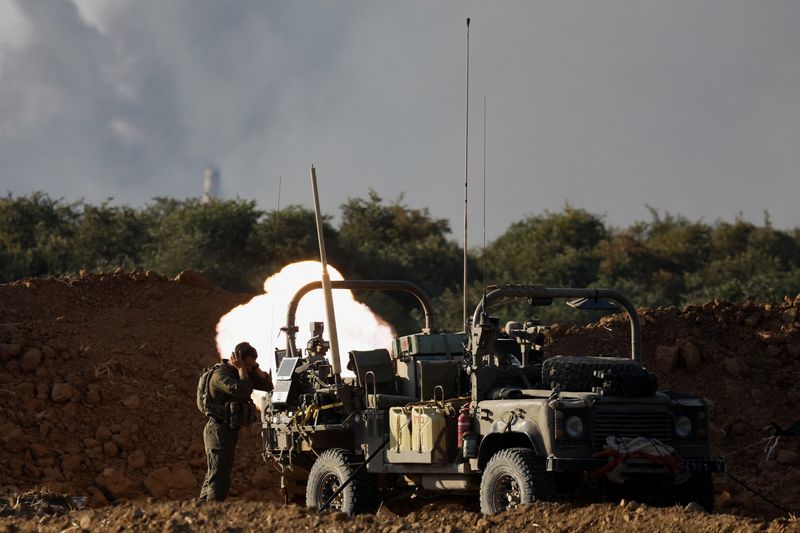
[198,342,272,502]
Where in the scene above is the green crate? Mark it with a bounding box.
[392,333,464,358]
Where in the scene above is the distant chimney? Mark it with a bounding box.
[202,167,220,204]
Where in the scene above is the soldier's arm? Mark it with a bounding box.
[210,368,254,400]
[250,370,273,392]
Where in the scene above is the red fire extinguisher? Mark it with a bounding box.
[457,403,472,448]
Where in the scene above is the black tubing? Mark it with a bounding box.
[318,438,391,513]
[285,280,435,356]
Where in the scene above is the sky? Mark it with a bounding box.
[1,0,798,244]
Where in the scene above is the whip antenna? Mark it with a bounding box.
[274,175,282,267]
[463,17,471,329]
[482,95,487,301]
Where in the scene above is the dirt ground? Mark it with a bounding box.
[0,497,798,533]
[0,271,798,531]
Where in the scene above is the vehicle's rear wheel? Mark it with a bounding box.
[673,472,714,512]
[306,448,377,515]
[479,447,556,515]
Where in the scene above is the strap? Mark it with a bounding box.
[205,363,224,400]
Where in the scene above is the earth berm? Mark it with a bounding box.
[0,271,797,530]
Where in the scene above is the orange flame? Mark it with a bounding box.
[215,261,395,377]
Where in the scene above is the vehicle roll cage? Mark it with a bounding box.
[283,280,435,357]
[282,281,640,364]
[472,285,641,363]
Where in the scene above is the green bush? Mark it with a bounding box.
[1,192,799,331]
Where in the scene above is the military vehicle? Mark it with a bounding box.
[260,281,724,515]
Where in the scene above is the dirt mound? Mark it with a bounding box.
[0,497,796,533]
[0,270,281,506]
[0,272,798,527]
[548,296,800,518]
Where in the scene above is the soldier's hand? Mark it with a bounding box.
[230,351,243,369]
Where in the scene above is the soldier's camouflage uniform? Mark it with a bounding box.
[199,361,272,502]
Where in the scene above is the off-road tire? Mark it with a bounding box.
[673,472,714,512]
[305,448,378,515]
[542,356,642,392]
[479,447,556,515]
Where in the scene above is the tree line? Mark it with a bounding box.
[2,192,799,333]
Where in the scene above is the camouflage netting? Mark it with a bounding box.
[0,490,79,518]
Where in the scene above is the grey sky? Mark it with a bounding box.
[1,1,798,244]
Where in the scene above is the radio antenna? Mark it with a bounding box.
[482,95,487,302]
[462,17,471,329]
[274,175,282,268]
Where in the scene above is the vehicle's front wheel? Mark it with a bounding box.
[306,448,377,515]
[479,447,556,515]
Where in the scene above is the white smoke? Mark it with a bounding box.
[215,260,395,377]
[2,1,800,232]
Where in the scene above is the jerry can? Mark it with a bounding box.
[411,405,447,463]
[389,407,412,452]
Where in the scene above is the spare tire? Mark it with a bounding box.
[542,356,642,392]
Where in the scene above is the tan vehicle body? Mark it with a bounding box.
[263,283,722,515]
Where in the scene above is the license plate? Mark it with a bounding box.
[681,459,723,473]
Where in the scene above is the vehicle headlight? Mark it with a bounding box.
[565,416,584,438]
[674,415,692,438]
